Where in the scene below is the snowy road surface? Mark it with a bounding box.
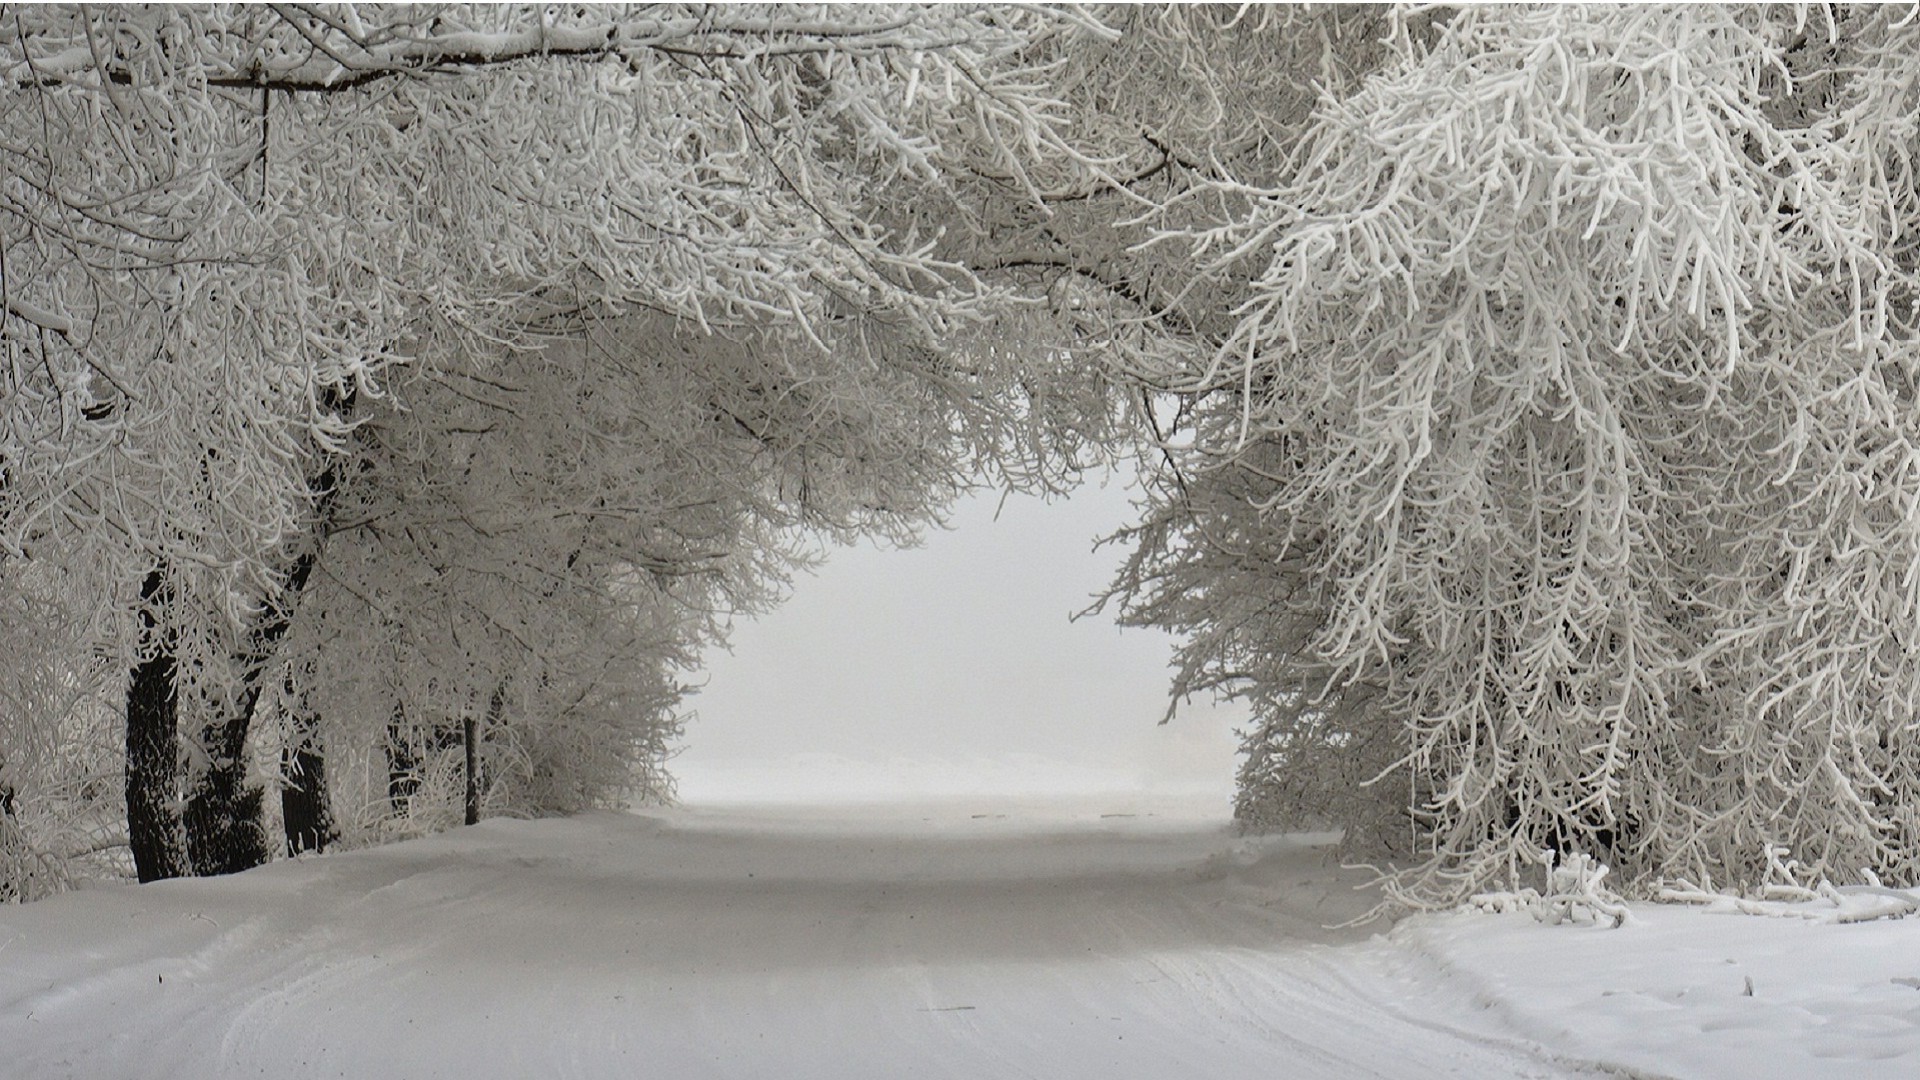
[4,799,1917,1079]
[0,801,1591,1080]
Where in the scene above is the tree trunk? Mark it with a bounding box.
[464,685,504,826]
[185,396,352,875]
[0,756,20,900]
[184,712,271,876]
[385,703,418,814]
[463,715,480,826]
[280,741,332,855]
[185,528,335,876]
[280,699,334,856]
[126,568,189,883]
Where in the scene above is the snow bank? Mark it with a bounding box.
[1387,900,1920,1079]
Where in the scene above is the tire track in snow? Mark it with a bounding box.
[3,807,1605,1079]
[1293,937,1692,1080]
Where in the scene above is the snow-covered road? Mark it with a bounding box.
[0,802,1595,1080]
[9,798,1917,1079]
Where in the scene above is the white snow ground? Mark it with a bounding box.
[2,792,1917,1079]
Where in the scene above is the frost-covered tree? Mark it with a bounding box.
[947,2,1410,841]
[1105,5,1920,904]
[0,561,125,900]
[22,2,1920,917]
[1,3,1124,891]
[284,307,1028,842]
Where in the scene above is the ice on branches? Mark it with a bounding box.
[1658,845,1920,924]
[0,3,1125,893]
[1106,5,1920,906]
[1471,851,1634,928]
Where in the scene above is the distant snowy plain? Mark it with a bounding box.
[1,776,1916,1079]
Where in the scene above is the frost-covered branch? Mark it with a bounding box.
[1102,4,1920,906]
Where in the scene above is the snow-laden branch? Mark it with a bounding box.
[1,2,1131,892]
[2,5,1112,92]
[1103,4,1920,906]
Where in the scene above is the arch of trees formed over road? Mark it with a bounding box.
[4,4,1920,908]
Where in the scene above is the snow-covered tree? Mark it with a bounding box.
[0,561,125,900]
[1105,4,1920,904]
[44,2,1920,918]
[281,307,1008,841]
[2,3,1125,891]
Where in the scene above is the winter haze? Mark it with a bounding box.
[677,475,1243,803]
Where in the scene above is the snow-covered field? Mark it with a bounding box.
[2,792,1916,1079]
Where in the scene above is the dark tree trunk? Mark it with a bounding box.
[280,701,334,856]
[463,685,505,827]
[185,529,330,876]
[183,602,289,878]
[0,768,19,903]
[126,568,189,883]
[385,704,418,814]
[463,715,480,826]
[184,392,353,876]
[184,711,271,876]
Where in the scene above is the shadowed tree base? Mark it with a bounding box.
[184,765,271,877]
[282,723,335,856]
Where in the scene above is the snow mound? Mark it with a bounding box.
[1390,900,1920,1079]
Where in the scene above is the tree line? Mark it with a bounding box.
[4,4,1918,907]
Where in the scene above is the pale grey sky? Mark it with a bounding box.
[674,473,1245,802]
